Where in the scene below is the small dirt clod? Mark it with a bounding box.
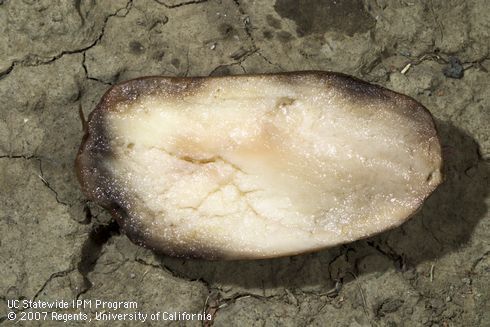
[443,57,464,79]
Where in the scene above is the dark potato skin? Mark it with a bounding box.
[75,71,443,260]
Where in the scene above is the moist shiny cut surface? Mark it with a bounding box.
[76,72,442,260]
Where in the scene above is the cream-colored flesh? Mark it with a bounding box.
[102,76,442,259]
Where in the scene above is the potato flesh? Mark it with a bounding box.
[99,76,441,259]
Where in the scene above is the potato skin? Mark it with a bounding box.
[75,71,442,260]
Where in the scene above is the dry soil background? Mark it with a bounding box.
[0,0,489,326]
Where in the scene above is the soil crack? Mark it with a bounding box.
[1,0,134,79]
[154,0,208,9]
[76,220,120,299]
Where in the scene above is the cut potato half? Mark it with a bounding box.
[76,72,442,259]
